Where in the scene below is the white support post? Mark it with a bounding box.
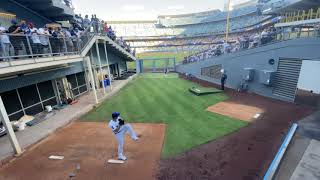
[0,96,22,155]
[85,57,99,104]
[95,40,106,95]
[52,80,61,105]
[104,42,113,91]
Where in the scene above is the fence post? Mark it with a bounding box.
[63,37,68,54]
[26,35,34,59]
[48,36,53,55]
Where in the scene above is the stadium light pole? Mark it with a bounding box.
[225,0,232,42]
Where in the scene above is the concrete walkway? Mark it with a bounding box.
[274,111,320,180]
[0,75,136,165]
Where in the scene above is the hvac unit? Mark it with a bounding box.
[259,70,276,86]
[243,68,255,81]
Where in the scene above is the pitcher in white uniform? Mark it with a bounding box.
[108,112,139,161]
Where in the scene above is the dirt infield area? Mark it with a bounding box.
[0,122,166,180]
[158,86,315,180]
[207,102,264,122]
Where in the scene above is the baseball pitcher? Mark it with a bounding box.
[108,112,139,161]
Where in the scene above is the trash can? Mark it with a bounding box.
[103,79,110,87]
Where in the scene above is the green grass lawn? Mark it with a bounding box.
[81,73,247,158]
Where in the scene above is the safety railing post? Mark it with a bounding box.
[48,36,53,56]
[26,34,34,59]
[63,37,68,54]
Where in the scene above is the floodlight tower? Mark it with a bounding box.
[225,0,232,42]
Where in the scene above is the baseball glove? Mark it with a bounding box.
[118,118,125,126]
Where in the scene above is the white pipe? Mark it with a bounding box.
[263,123,298,180]
[0,96,22,155]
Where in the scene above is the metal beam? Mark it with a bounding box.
[95,41,106,95]
[0,96,22,155]
[103,42,113,90]
[85,57,98,104]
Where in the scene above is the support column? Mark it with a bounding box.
[52,80,61,105]
[85,57,98,104]
[136,60,141,74]
[173,57,177,72]
[0,96,22,155]
[95,40,106,94]
[103,42,113,90]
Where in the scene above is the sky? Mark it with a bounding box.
[72,0,250,21]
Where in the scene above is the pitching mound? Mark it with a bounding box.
[0,122,166,180]
[207,102,264,122]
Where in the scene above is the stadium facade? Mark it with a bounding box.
[109,0,320,103]
[109,3,277,53]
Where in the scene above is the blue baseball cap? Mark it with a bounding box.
[112,112,120,118]
[11,19,17,25]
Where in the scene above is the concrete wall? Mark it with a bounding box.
[176,37,320,102]
[298,60,320,94]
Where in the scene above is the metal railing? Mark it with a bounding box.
[0,33,80,61]
[182,28,320,64]
[0,22,134,64]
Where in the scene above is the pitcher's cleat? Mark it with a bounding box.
[118,155,127,161]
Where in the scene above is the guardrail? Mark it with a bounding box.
[263,123,298,180]
[182,29,320,64]
[0,34,81,61]
[0,23,134,65]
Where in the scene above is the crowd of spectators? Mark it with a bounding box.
[0,19,84,60]
[183,26,278,64]
[0,14,135,61]
[73,14,134,54]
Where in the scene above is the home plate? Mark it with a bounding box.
[107,159,125,164]
[253,113,261,119]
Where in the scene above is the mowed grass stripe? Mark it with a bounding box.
[81,74,247,158]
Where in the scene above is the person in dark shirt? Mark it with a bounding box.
[220,69,227,91]
[8,19,23,58]
[18,20,31,56]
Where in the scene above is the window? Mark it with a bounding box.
[67,72,88,98]
[76,72,86,86]
[1,90,22,115]
[17,85,40,108]
[37,81,55,100]
[66,74,78,89]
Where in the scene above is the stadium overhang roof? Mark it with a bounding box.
[266,0,320,15]
[275,18,320,28]
[14,0,74,21]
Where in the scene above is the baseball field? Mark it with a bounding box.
[127,51,193,70]
[81,73,247,158]
[0,73,314,180]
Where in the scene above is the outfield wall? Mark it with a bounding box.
[176,38,320,102]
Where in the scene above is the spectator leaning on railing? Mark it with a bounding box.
[0,25,11,60]
[38,26,51,54]
[0,15,134,60]
[27,23,43,56]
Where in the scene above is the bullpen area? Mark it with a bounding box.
[0,73,314,180]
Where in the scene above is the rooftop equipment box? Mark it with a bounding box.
[259,70,276,86]
[243,68,255,81]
